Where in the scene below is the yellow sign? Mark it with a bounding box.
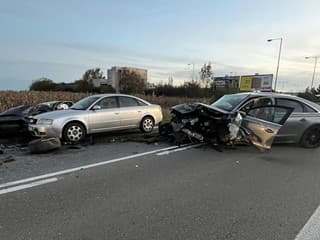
[240,76,253,91]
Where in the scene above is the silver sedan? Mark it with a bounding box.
[211,92,320,148]
[29,94,163,142]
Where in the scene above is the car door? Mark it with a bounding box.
[118,96,143,128]
[275,98,316,143]
[88,96,120,133]
[240,105,293,151]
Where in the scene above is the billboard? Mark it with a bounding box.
[239,76,253,91]
[240,74,273,92]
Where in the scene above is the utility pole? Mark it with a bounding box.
[305,56,319,89]
[188,63,195,82]
[267,37,283,92]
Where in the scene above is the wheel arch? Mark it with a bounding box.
[141,114,155,121]
[300,123,320,147]
[62,120,88,138]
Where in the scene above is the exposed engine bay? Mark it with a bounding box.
[159,103,293,151]
[160,103,244,146]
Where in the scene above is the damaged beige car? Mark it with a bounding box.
[159,100,293,151]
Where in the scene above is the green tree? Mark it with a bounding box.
[200,63,214,87]
[119,70,146,94]
[74,68,106,93]
[82,68,105,82]
[30,78,56,91]
[74,80,94,93]
[99,84,116,93]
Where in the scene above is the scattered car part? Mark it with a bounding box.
[28,137,61,154]
[0,155,15,165]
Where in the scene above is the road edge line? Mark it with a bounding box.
[0,144,190,189]
[0,177,58,195]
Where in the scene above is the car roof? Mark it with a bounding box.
[230,92,320,111]
[89,93,140,98]
[88,94,151,105]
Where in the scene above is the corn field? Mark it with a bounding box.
[0,91,210,113]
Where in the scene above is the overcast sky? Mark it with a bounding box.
[1,0,320,91]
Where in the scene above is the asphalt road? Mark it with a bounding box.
[1,141,320,240]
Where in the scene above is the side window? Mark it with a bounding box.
[302,103,316,113]
[276,98,303,113]
[96,97,118,109]
[247,106,291,124]
[119,97,139,107]
[137,100,147,106]
[240,97,273,112]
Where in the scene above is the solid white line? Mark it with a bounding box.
[0,178,58,195]
[0,144,190,190]
[156,143,204,156]
[294,205,320,240]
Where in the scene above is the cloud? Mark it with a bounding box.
[0,36,319,91]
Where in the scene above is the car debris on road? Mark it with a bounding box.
[28,137,61,154]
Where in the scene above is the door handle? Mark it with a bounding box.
[137,110,142,113]
[300,118,306,122]
[265,128,274,134]
[114,112,119,115]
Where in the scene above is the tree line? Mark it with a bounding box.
[29,66,320,101]
[29,66,217,98]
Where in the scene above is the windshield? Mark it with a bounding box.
[211,94,248,111]
[71,96,100,110]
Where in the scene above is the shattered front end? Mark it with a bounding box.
[159,103,243,147]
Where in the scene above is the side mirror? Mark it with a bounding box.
[92,105,101,111]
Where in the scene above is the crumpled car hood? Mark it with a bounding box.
[172,103,232,115]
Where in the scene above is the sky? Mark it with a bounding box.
[0,0,320,91]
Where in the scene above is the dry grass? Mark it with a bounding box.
[0,91,90,112]
[0,91,210,114]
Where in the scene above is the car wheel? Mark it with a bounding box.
[63,122,85,142]
[140,116,155,133]
[300,125,320,148]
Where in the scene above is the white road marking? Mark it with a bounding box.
[0,178,58,195]
[156,143,204,156]
[294,205,320,240]
[0,144,192,190]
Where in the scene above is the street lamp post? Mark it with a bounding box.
[188,63,195,82]
[305,56,319,89]
[267,37,283,92]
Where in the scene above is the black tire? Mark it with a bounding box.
[63,122,86,143]
[140,116,155,133]
[300,125,320,148]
